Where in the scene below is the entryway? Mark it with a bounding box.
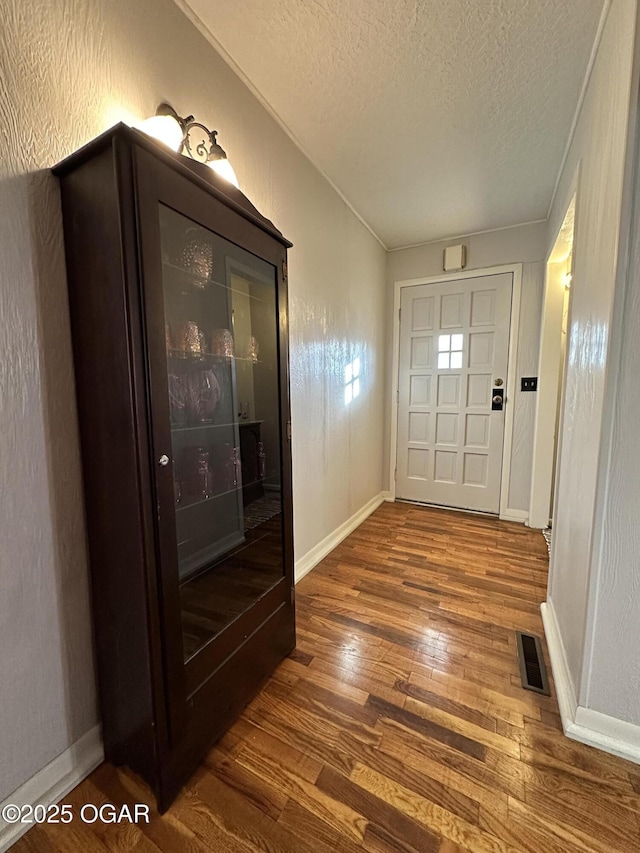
[529,194,575,529]
[392,269,517,514]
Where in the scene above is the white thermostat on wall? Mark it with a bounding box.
[443,244,467,272]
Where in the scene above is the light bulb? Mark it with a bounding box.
[138,114,183,152]
[209,158,239,188]
[564,273,572,289]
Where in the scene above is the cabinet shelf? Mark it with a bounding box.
[176,475,272,512]
[171,419,265,434]
[166,349,262,365]
[171,422,235,433]
[162,259,268,303]
[176,485,240,511]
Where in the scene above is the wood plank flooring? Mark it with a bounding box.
[12,503,640,852]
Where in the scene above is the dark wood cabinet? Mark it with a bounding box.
[54,124,295,811]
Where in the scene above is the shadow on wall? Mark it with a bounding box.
[27,170,98,749]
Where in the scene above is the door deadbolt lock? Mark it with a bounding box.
[158,454,170,467]
[492,389,504,411]
[494,378,504,387]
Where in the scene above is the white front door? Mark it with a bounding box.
[396,273,513,513]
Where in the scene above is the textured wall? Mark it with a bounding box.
[546,0,638,699]
[508,260,546,512]
[385,222,547,514]
[583,86,640,724]
[0,0,386,800]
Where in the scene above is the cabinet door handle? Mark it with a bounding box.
[158,454,170,467]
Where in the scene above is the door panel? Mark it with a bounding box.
[133,147,292,738]
[157,204,284,665]
[396,273,512,513]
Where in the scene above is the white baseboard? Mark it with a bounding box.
[499,508,528,523]
[381,490,394,502]
[540,600,578,723]
[295,492,385,583]
[0,725,104,852]
[541,601,640,767]
[573,707,640,764]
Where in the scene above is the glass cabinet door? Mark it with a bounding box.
[158,205,284,662]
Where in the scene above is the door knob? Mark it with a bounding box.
[158,454,170,467]
[492,395,503,405]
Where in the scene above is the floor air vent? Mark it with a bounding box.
[516,631,550,695]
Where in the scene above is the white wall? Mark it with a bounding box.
[546,0,638,701]
[580,25,640,725]
[0,0,386,801]
[385,222,547,514]
[585,182,640,725]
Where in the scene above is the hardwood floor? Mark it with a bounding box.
[12,502,640,852]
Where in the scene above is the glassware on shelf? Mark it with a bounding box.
[176,320,206,356]
[257,441,266,479]
[197,449,214,500]
[234,446,242,486]
[181,230,214,284]
[180,446,214,502]
[247,335,259,362]
[211,328,234,358]
[168,373,188,426]
[186,369,221,424]
[218,443,240,491]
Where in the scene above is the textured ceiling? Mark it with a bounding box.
[179,0,604,249]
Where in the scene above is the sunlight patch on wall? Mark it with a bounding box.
[344,357,361,405]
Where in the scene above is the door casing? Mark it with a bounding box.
[389,263,523,521]
[530,174,579,530]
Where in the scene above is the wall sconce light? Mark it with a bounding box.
[140,103,239,188]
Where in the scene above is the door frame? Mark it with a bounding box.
[529,170,580,529]
[389,263,523,520]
